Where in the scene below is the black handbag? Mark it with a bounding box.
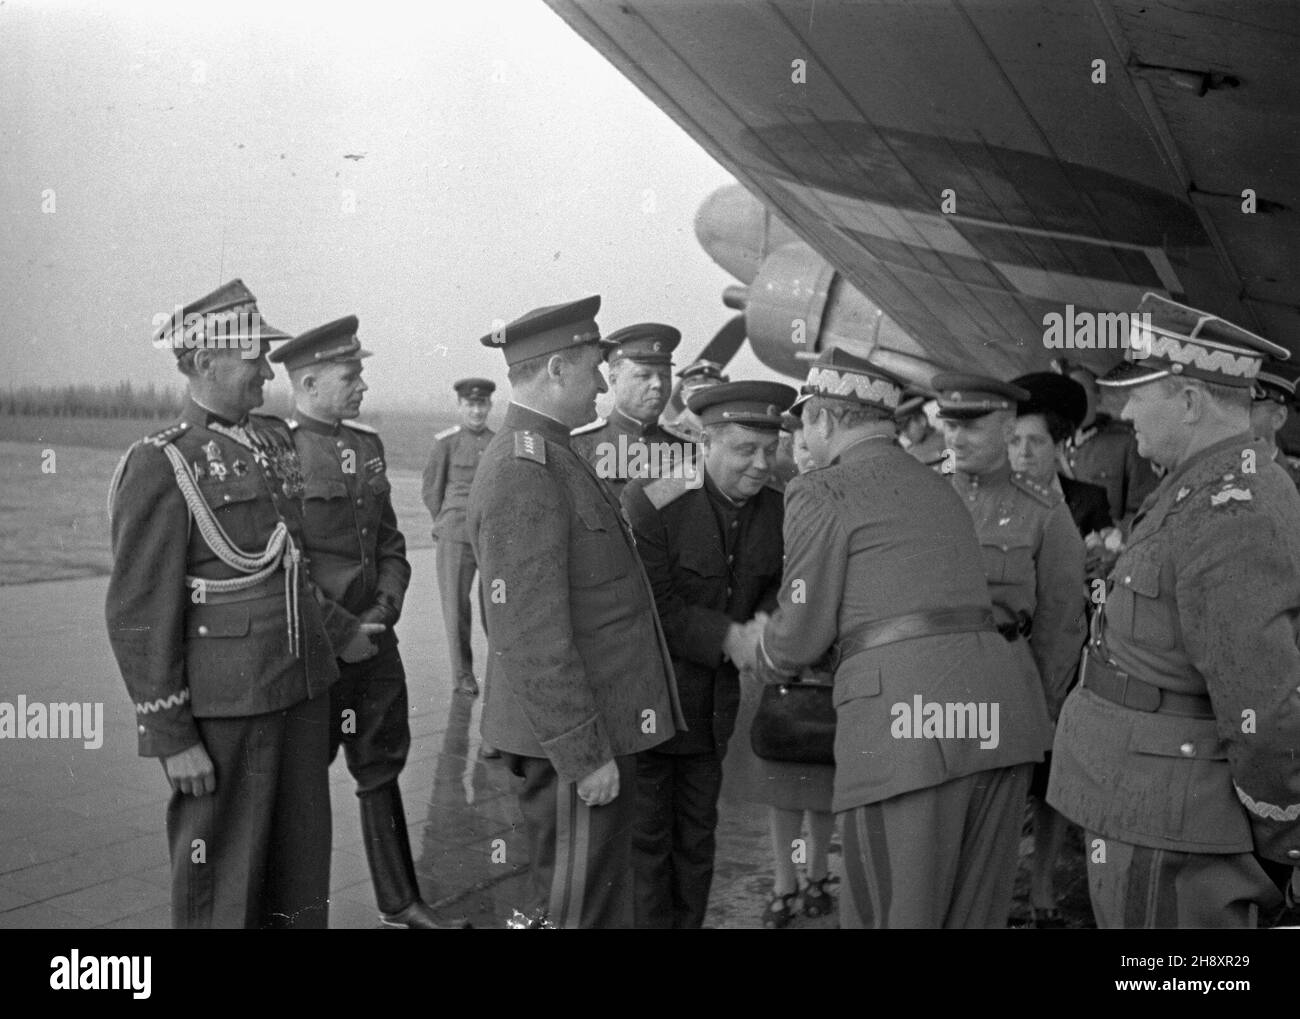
[750,680,836,766]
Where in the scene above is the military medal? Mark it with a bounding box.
[208,460,228,481]
[231,459,248,476]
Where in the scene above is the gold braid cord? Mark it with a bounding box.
[159,442,301,656]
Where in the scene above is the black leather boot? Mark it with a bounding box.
[359,782,470,929]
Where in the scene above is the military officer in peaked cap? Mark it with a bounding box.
[1062,360,1161,533]
[1250,359,1300,490]
[468,296,685,928]
[754,348,1051,928]
[936,371,1090,926]
[663,358,730,444]
[935,374,1087,729]
[571,322,683,499]
[622,380,794,928]
[106,280,338,928]
[271,317,465,929]
[423,377,496,697]
[1049,293,1300,927]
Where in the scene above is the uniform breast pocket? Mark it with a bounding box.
[450,451,479,482]
[200,477,263,519]
[1113,558,1177,650]
[982,541,1034,585]
[570,503,624,588]
[303,479,351,534]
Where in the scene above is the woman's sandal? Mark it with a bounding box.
[802,875,834,918]
[763,888,800,929]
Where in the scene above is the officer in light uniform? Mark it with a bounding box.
[1049,293,1300,928]
[423,377,496,696]
[755,348,1051,928]
[1249,359,1300,491]
[934,374,1088,724]
[106,280,337,928]
[273,317,465,929]
[570,322,681,499]
[468,296,685,928]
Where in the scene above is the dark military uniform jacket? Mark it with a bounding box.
[570,407,682,501]
[422,423,493,543]
[105,397,338,759]
[468,402,686,783]
[622,472,784,756]
[287,412,410,652]
[1060,475,1113,538]
[1050,433,1300,863]
[1068,413,1159,531]
[950,462,1087,719]
[759,437,1052,813]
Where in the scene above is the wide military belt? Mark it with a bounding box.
[831,606,996,669]
[1080,646,1213,718]
[158,442,303,657]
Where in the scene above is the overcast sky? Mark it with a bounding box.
[1,0,773,411]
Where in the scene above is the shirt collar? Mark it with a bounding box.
[291,409,340,436]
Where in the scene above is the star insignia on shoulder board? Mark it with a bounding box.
[1176,486,1190,502]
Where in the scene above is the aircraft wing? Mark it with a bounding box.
[545,0,1300,376]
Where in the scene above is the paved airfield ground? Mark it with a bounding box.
[0,436,1093,929]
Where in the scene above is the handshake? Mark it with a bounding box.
[723,612,770,674]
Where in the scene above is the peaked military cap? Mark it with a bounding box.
[480,295,605,366]
[688,380,798,431]
[1252,358,1300,404]
[790,347,906,415]
[270,315,372,371]
[454,377,496,401]
[1011,372,1088,430]
[604,322,681,366]
[678,359,729,385]
[1099,292,1289,389]
[151,278,292,356]
[933,373,1030,420]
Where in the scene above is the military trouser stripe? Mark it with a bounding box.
[548,783,592,928]
[1124,845,1160,928]
[842,805,893,928]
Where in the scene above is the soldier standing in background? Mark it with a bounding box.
[1050,294,1300,928]
[1250,359,1300,490]
[1064,362,1160,532]
[570,323,680,498]
[106,280,337,928]
[274,317,465,929]
[469,296,685,928]
[422,378,496,697]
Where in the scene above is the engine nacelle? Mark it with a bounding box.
[744,242,933,385]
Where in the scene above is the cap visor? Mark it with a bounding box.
[1096,361,1170,388]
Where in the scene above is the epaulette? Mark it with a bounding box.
[143,421,190,448]
[1209,471,1253,509]
[642,475,690,510]
[347,420,377,435]
[435,424,461,441]
[514,430,546,464]
[570,417,605,436]
[1011,471,1062,508]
